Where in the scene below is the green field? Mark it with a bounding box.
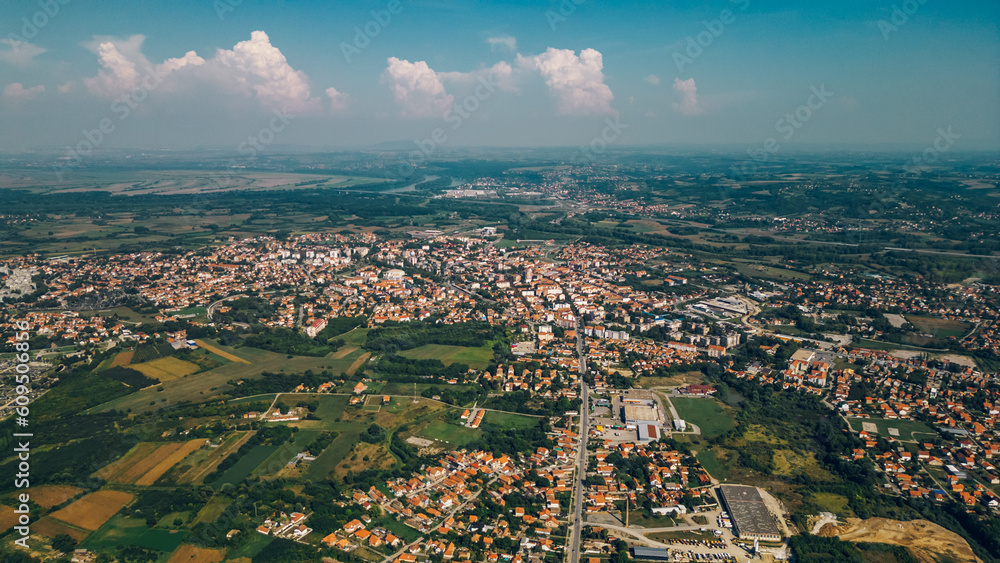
[193,495,232,524]
[306,428,364,481]
[253,430,320,477]
[695,447,730,481]
[484,411,542,430]
[670,397,736,439]
[210,445,280,489]
[847,418,936,442]
[81,514,188,555]
[397,344,494,369]
[905,316,971,338]
[414,420,481,446]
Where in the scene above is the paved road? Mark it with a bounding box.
[567,318,589,563]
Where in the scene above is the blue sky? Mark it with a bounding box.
[1,0,997,151]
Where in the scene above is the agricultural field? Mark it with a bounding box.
[33,517,89,542]
[194,339,250,364]
[48,490,134,531]
[253,430,320,477]
[19,485,84,508]
[164,431,255,485]
[0,505,16,534]
[166,545,225,563]
[81,514,188,555]
[95,441,203,485]
[847,418,936,442]
[670,397,736,439]
[192,496,232,525]
[398,344,494,369]
[210,445,280,489]
[131,356,201,382]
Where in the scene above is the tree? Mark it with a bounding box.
[52,533,77,553]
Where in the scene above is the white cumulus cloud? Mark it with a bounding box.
[516,47,615,116]
[645,74,660,85]
[0,39,47,67]
[382,57,454,118]
[3,82,45,101]
[326,87,349,112]
[214,30,317,113]
[672,77,703,115]
[82,39,142,97]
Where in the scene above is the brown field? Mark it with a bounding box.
[110,350,134,367]
[131,356,200,382]
[94,442,165,482]
[166,545,226,563]
[821,517,982,563]
[135,439,205,486]
[33,516,90,541]
[195,340,250,364]
[346,352,371,376]
[332,442,395,479]
[0,505,17,533]
[23,485,85,508]
[48,490,134,531]
[331,346,358,359]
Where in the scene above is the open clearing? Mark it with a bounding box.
[195,339,249,363]
[177,430,255,485]
[0,505,16,533]
[821,517,981,563]
[905,316,971,338]
[131,356,201,382]
[671,397,736,439]
[398,344,494,369]
[166,544,226,563]
[49,490,134,531]
[848,418,936,442]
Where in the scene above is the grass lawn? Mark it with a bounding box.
[398,344,494,369]
[81,514,188,554]
[225,531,273,560]
[809,492,854,518]
[485,411,541,430]
[696,448,730,481]
[306,427,363,481]
[847,417,936,442]
[670,397,735,439]
[415,420,481,446]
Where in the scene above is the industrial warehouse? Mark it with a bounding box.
[717,485,782,542]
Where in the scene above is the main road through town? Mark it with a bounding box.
[568,318,589,563]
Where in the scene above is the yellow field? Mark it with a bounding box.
[135,439,205,486]
[23,485,84,508]
[166,545,225,563]
[331,346,358,359]
[49,490,134,531]
[195,340,249,364]
[131,356,200,382]
[110,350,134,367]
[347,352,370,376]
[0,505,16,533]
